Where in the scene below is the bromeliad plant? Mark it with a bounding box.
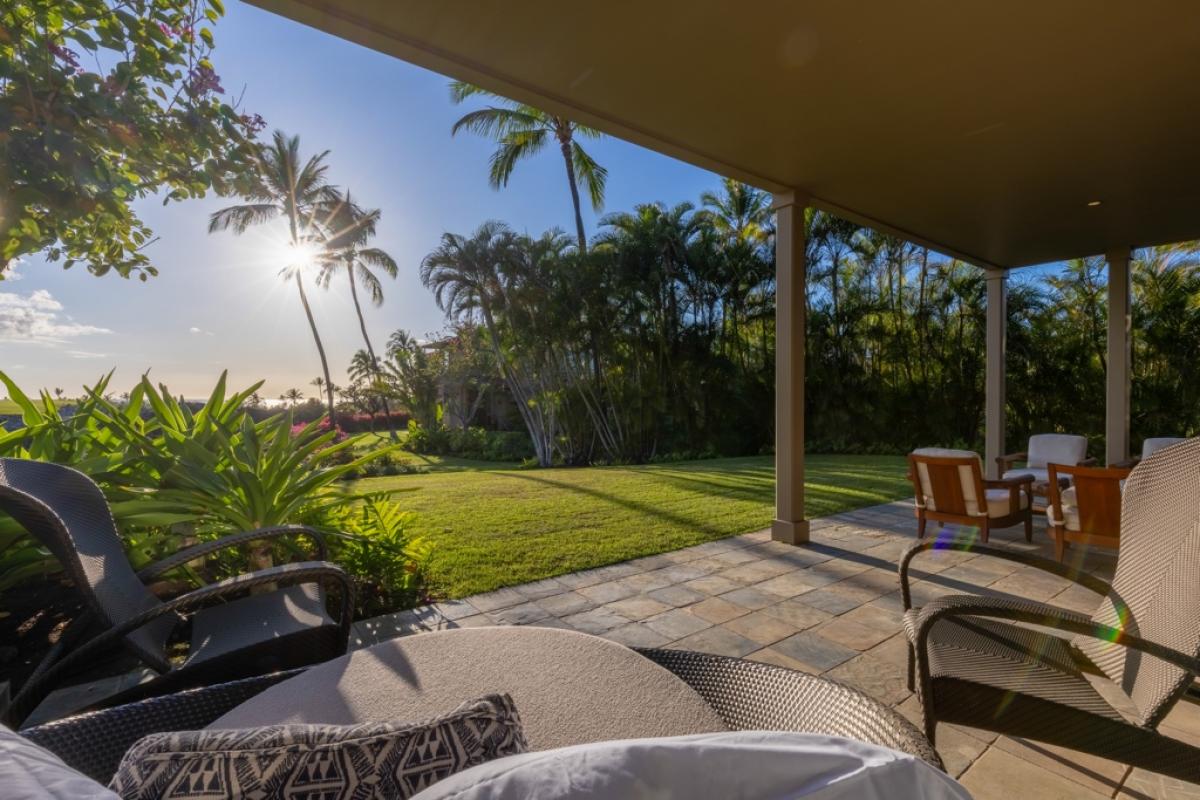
[0,371,427,615]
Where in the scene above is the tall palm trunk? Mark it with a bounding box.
[294,271,337,426]
[557,129,588,253]
[345,262,398,441]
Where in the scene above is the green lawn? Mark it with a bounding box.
[353,454,910,599]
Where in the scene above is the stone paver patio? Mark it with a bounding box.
[354,500,1200,800]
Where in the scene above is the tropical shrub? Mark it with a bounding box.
[403,421,533,462]
[0,371,427,614]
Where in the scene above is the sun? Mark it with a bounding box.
[279,239,323,273]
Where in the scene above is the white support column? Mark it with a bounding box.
[984,268,1007,479]
[772,192,809,544]
[1106,247,1132,465]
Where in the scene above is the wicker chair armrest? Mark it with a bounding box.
[137,525,329,581]
[19,562,353,724]
[995,451,1028,471]
[912,595,1200,676]
[898,540,1110,610]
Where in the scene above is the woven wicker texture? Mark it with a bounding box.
[24,648,942,783]
[1077,436,1200,725]
[635,647,942,768]
[0,458,176,669]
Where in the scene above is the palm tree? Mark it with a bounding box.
[281,387,304,408]
[208,130,341,425]
[317,191,400,438]
[450,82,606,252]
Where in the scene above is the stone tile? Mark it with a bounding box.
[604,595,672,621]
[936,562,1007,589]
[689,596,750,624]
[623,553,680,572]
[464,587,528,612]
[525,617,578,631]
[682,556,728,575]
[489,601,552,625]
[1119,768,1200,800]
[671,625,760,658]
[1048,582,1103,615]
[578,580,638,604]
[643,608,712,640]
[842,599,904,628]
[596,562,642,580]
[684,539,744,557]
[745,646,821,674]
[989,569,1071,603]
[646,584,707,608]
[958,747,1111,800]
[718,560,794,585]
[603,623,672,649]
[709,548,762,566]
[554,568,612,590]
[759,597,834,630]
[835,567,901,597]
[535,591,595,617]
[754,570,824,599]
[721,610,799,646]
[994,736,1128,797]
[806,558,873,581]
[772,632,858,672]
[682,575,744,596]
[618,571,675,594]
[825,653,911,705]
[794,587,868,616]
[513,577,568,599]
[816,615,894,652]
[562,606,629,634]
[719,586,784,611]
[652,564,711,585]
[427,599,479,621]
[449,614,495,629]
[864,633,911,669]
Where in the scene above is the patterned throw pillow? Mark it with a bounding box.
[109,694,526,800]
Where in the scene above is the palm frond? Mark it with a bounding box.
[488,130,548,188]
[571,141,608,211]
[207,204,278,234]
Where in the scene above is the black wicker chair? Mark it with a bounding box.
[0,458,355,728]
[21,648,943,783]
[899,437,1200,784]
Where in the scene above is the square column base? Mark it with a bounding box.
[772,519,810,545]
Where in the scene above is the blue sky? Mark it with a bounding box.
[2,0,720,400]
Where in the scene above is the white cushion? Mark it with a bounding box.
[411,732,971,800]
[0,723,117,799]
[1047,486,1081,531]
[911,449,984,516]
[1026,434,1088,469]
[1003,467,1049,484]
[984,488,1029,518]
[1142,437,1187,460]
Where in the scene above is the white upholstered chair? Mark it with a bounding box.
[996,433,1092,484]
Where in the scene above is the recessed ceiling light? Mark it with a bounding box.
[1087,200,1102,207]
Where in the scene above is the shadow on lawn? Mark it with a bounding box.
[503,471,734,538]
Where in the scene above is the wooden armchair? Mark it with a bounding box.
[908,448,1033,543]
[995,433,1095,482]
[1045,462,1131,561]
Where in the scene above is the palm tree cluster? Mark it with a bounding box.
[209,131,398,429]
[419,179,1200,464]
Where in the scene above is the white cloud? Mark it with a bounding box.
[0,289,111,344]
[1,260,21,281]
[189,326,214,336]
[65,350,108,359]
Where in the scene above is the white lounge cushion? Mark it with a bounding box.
[1003,467,1049,484]
[412,731,971,800]
[984,487,1029,518]
[1026,434,1088,469]
[1047,486,1081,531]
[911,448,984,516]
[1142,437,1187,460]
[0,722,118,800]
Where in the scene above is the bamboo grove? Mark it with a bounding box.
[416,179,1200,466]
